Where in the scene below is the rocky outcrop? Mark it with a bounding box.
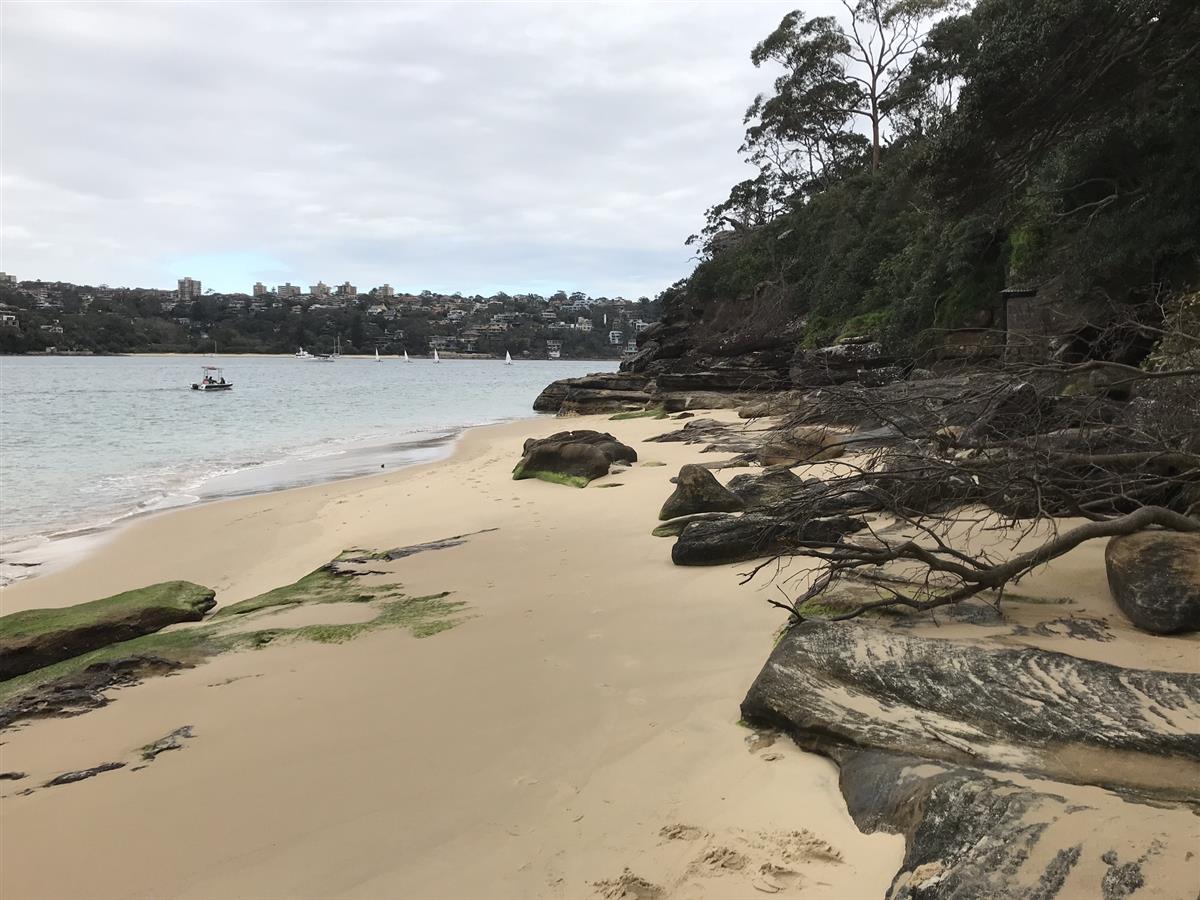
[672,513,865,567]
[44,761,126,787]
[838,750,1200,900]
[0,582,216,680]
[659,391,760,413]
[790,340,894,387]
[741,619,1200,799]
[645,418,763,454]
[0,656,185,730]
[513,430,637,487]
[758,424,847,466]
[726,468,807,508]
[659,465,745,520]
[532,372,653,415]
[1105,531,1200,634]
[650,512,733,538]
[737,392,805,418]
[656,370,787,392]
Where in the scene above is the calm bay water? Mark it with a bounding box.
[0,355,611,569]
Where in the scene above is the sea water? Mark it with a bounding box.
[0,355,613,579]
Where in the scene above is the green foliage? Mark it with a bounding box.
[674,0,1200,354]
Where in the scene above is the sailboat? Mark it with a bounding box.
[504,350,512,365]
[375,347,381,362]
[433,348,441,363]
[404,349,411,363]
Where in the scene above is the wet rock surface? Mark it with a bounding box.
[1105,531,1200,634]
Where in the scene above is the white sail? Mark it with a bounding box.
[433,348,440,363]
[375,348,380,362]
[504,350,512,365]
[404,350,410,362]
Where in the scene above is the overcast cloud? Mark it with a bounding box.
[1,1,837,297]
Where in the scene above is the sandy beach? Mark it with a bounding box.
[0,411,905,900]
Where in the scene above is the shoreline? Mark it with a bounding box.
[0,409,906,899]
[0,415,528,610]
[0,422,489,590]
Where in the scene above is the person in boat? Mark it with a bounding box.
[219,376,226,384]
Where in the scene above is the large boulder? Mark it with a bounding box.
[759,424,847,466]
[838,750,1199,900]
[672,513,864,566]
[726,468,807,508]
[658,465,745,520]
[1105,531,1200,634]
[513,430,637,487]
[741,619,1200,797]
[0,582,216,681]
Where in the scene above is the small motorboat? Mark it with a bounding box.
[296,347,314,359]
[192,365,233,391]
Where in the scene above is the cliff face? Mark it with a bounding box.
[533,285,915,415]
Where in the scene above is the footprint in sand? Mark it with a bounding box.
[593,868,662,900]
[661,824,843,895]
[660,823,706,841]
[751,863,803,894]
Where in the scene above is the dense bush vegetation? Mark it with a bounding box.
[674,0,1200,353]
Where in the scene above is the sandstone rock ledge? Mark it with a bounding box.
[741,620,1200,898]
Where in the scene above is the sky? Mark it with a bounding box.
[1,0,837,298]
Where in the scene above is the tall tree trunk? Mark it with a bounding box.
[870,98,881,171]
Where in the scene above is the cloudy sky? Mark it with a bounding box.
[2,1,836,297]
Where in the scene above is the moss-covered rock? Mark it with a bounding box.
[0,582,216,681]
[513,430,637,487]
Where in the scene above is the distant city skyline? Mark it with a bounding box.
[0,1,832,297]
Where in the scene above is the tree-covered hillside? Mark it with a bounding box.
[668,0,1200,355]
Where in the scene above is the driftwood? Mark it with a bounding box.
[744,311,1200,622]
